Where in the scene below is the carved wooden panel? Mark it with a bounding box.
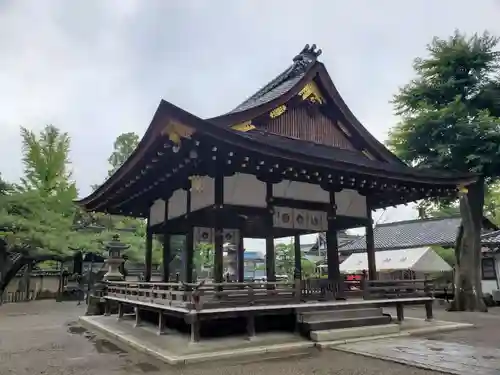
[260,105,357,150]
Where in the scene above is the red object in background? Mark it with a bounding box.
[346,274,361,281]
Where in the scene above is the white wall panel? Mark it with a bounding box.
[335,189,367,218]
[168,189,187,219]
[224,173,266,207]
[190,176,215,212]
[273,180,329,203]
[149,199,165,226]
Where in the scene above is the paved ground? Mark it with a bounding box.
[0,301,498,375]
[383,305,500,347]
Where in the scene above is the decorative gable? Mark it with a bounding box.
[260,105,357,150]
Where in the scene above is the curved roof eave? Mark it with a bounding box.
[314,63,405,166]
[82,99,477,209]
[75,102,167,207]
[77,69,479,209]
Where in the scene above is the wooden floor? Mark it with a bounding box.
[106,295,433,315]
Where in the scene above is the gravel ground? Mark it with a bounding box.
[0,300,452,375]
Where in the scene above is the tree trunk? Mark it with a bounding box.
[448,178,487,312]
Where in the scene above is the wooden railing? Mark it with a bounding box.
[361,278,434,300]
[105,278,434,310]
[106,279,346,310]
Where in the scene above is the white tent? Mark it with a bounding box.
[339,247,452,274]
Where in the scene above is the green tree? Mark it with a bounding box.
[83,132,158,263]
[107,132,139,177]
[388,31,500,311]
[275,241,314,279]
[421,182,500,226]
[0,125,80,256]
[0,190,78,255]
[193,242,214,275]
[0,173,11,196]
[19,125,77,200]
[275,242,295,277]
[433,246,456,267]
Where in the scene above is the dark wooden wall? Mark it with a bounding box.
[261,105,357,150]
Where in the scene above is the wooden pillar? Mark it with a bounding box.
[144,217,153,282]
[365,197,377,280]
[326,191,341,285]
[185,189,194,283]
[265,182,276,282]
[190,315,200,343]
[117,303,124,320]
[213,173,224,284]
[23,262,32,301]
[237,232,245,282]
[56,267,64,302]
[162,199,171,282]
[104,300,111,316]
[293,234,302,280]
[134,306,141,327]
[246,313,256,340]
[158,312,166,335]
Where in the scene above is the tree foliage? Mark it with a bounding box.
[82,131,157,263]
[388,31,500,184]
[0,126,154,264]
[107,132,139,177]
[19,125,77,199]
[275,241,315,279]
[387,31,500,312]
[0,173,12,196]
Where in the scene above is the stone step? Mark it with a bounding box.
[310,323,400,342]
[301,315,391,332]
[298,307,383,322]
[296,303,377,313]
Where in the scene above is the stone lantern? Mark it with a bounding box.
[103,234,128,281]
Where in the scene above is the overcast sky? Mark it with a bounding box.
[1,0,499,250]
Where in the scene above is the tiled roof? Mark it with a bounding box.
[482,230,500,245]
[227,44,321,114]
[236,130,474,183]
[339,216,463,253]
[244,251,264,260]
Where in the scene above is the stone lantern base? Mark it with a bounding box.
[104,258,124,281]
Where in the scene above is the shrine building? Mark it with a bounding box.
[77,44,476,342]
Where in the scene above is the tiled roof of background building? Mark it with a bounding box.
[339,216,463,253]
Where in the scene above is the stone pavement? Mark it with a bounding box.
[0,300,447,375]
[336,337,500,375]
[327,305,500,375]
[383,305,500,347]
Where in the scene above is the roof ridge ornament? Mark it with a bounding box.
[293,44,322,63]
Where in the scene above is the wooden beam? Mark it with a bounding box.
[293,234,301,280]
[162,198,170,282]
[237,231,245,282]
[326,191,340,283]
[365,197,377,280]
[265,183,276,282]
[145,216,153,282]
[271,197,329,211]
[185,189,194,283]
[213,172,224,284]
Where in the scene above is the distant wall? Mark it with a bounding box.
[2,271,61,303]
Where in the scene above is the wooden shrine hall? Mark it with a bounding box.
[77,44,476,340]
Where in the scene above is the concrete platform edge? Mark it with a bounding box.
[79,316,183,365]
[317,321,474,349]
[79,316,315,365]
